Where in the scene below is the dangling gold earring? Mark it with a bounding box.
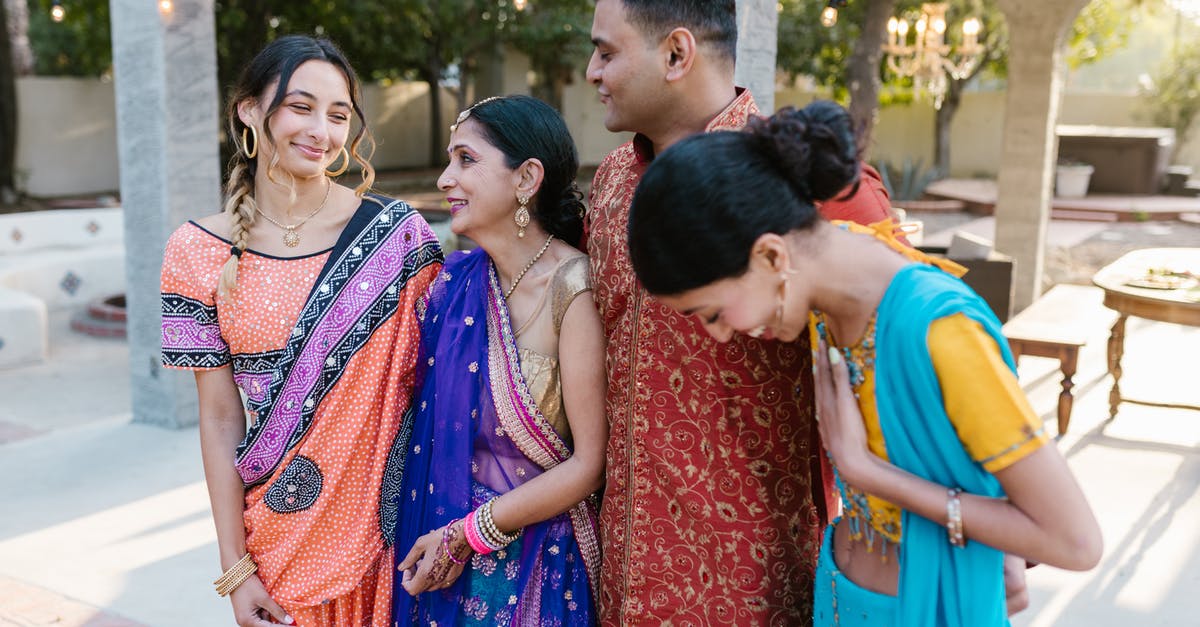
[240,125,258,159]
[326,147,350,177]
[515,194,531,238]
[776,274,788,328]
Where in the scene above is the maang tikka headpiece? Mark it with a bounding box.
[450,96,503,132]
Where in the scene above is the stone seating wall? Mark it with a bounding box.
[0,209,125,368]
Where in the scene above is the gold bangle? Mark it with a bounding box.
[214,553,258,597]
[946,488,965,548]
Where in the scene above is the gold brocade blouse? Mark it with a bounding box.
[513,254,592,445]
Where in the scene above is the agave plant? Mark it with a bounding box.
[876,158,943,202]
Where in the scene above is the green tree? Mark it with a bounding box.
[778,0,1136,176]
[507,0,593,111]
[26,0,110,76]
[1145,40,1200,162]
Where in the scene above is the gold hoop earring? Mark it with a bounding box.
[325,147,350,177]
[515,194,531,239]
[240,126,258,159]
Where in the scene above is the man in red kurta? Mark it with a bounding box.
[584,1,899,624]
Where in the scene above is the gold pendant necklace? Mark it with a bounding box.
[257,181,333,247]
[504,235,555,299]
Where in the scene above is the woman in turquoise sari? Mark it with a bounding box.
[623,101,1102,626]
[391,96,606,625]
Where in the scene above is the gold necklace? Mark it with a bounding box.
[504,234,555,299]
[256,181,332,247]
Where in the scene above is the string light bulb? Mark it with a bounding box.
[514,0,528,10]
[820,5,838,27]
[50,1,65,23]
[820,0,846,29]
[159,0,173,15]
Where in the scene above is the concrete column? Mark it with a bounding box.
[735,0,778,113]
[993,0,1089,311]
[110,0,220,428]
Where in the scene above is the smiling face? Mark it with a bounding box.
[437,118,524,240]
[586,0,672,134]
[655,246,812,344]
[240,60,353,181]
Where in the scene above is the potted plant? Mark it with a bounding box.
[1055,158,1094,198]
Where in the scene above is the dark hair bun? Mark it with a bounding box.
[746,101,860,203]
[541,181,585,246]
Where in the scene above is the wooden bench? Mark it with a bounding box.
[1002,284,1115,436]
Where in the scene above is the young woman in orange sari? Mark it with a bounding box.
[160,36,441,626]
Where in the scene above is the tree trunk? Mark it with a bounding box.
[933,51,993,178]
[531,64,568,112]
[846,0,898,157]
[0,0,17,201]
[934,79,964,177]
[5,0,32,75]
[424,65,444,168]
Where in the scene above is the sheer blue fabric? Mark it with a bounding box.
[392,249,596,626]
[874,263,1012,626]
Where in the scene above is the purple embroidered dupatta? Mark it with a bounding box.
[393,248,600,626]
[232,196,441,487]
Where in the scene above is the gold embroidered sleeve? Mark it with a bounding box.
[551,255,593,334]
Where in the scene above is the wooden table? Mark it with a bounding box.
[1092,248,1200,418]
[1003,285,1115,436]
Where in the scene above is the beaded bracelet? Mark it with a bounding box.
[441,519,468,565]
[946,488,965,548]
[213,553,258,597]
[478,497,520,547]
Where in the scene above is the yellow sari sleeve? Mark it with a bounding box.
[928,313,1049,473]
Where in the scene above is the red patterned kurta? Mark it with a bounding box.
[587,90,899,626]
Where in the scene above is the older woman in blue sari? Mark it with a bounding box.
[392,96,606,626]
[624,101,1102,626]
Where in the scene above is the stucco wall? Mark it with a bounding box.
[777,88,1200,179]
[15,75,1200,197]
[15,77,121,197]
[362,81,461,170]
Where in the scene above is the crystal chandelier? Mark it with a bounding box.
[883,2,983,109]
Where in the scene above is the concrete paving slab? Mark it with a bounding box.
[0,418,225,626]
[1010,314,1200,626]
[922,216,1110,250]
[1,267,1197,625]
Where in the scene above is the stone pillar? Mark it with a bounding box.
[993,0,1089,311]
[110,0,220,428]
[735,0,778,113]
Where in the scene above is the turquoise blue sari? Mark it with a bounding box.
[874,263,1013,626]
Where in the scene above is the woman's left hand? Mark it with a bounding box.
[814,339,874,486]
[397,520,472,596]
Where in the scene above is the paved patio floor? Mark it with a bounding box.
[1,286,1197,626]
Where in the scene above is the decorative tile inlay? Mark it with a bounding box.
[9,228,22,243]
[85,221,101,235]
[60,271,82,296]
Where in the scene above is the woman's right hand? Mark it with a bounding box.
[229,574,293,626]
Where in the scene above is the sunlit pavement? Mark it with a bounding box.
[1,304,1197,625]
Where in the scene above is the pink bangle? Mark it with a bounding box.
[463,511,493,555]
